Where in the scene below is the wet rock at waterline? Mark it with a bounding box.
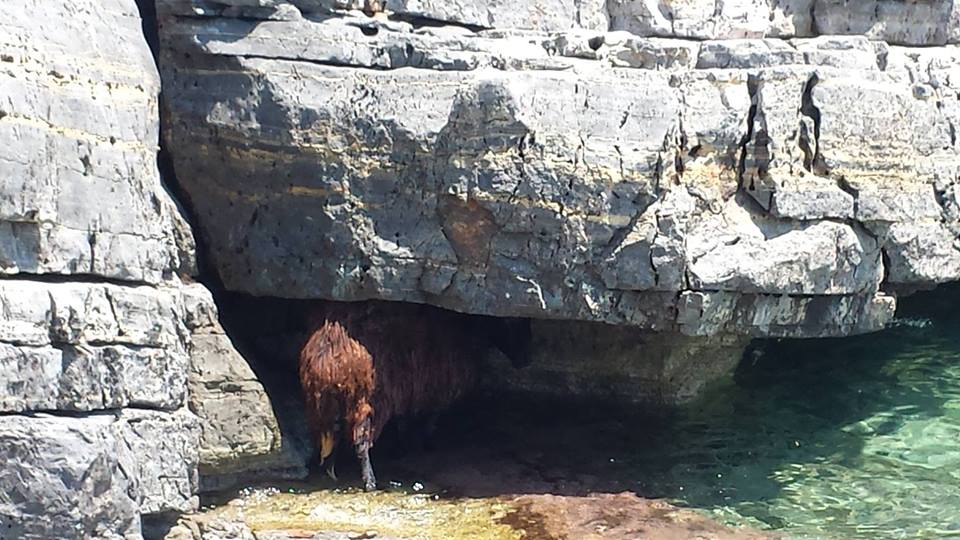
[162,488,775,540]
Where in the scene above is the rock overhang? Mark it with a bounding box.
[156,0,960,339]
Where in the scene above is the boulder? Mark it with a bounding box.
[0,410,199,540]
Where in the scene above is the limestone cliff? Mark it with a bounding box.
[0,1,301,537]
[2,0,960,538]
[157,0,960,339]
[153,0,960,406]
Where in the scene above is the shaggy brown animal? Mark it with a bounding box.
[298,300,531,491]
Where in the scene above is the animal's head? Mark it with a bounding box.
[482,316,533,369]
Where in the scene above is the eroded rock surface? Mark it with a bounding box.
[152,0,960,409]
[182,285,309,493]
[0,0,298,537]
[153,0,960,339]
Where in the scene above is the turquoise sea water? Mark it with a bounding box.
[626,300,960,538]
[421,290,960,539]
[649,328,959,537]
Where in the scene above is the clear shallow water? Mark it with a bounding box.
[630,315,960,539]
[209,291,960,540]
[417,294,960,539]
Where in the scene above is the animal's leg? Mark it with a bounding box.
[324,439,339,481]
[357,441,376,491]
[350,399,377,490]
[317,427,339,480]
[353,416,376,491]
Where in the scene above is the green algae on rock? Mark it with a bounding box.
[173,486,773,540]
[189,488,522,540]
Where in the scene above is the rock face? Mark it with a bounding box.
[153,0,960,335]
[153,0,960,405]
[485,321,752,405]
[0,0,193,283]
[182,285,309,493]
[0,0,300,537]
[5,0,960,533]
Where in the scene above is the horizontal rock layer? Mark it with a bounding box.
[1,0,295,537]
[156,2,960,336]
[1,0,195,284]
[159,0,960,45]
[0,410,199,539]
[0,280,189,413]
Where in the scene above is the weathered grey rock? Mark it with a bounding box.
[813,0,960,46]
[120,409,201,516]
[685,196,882,295]
[0,343,187,413]
[0,281,189,413]
[677,290,896,337]
[0,0,195,284]
[601,33,700,69]
[1,0,287,535]
[0,414,142,540]
[607,0,813,40]
[0,280,301,495]
[153,4,960,336]
[608,0,959,44]
[697,39,805,69]
[0,410,199,540]
[380,0,609,32]
[790,36,885,70]
[485,320,751,405]
[181,285,308,491]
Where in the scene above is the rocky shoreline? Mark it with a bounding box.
[1,0,958,538]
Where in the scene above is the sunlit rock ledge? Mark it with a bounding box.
[157,1,960,341]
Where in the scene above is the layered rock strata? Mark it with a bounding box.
[182,285,309,493]
[0,1,300,537]
[5,0,959,532]
[155,1,960,338]
[154,0,960,407]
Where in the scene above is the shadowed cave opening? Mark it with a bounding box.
[205,283,956,491]
[195,283,960,539]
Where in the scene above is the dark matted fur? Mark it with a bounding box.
[298,300,530,490]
